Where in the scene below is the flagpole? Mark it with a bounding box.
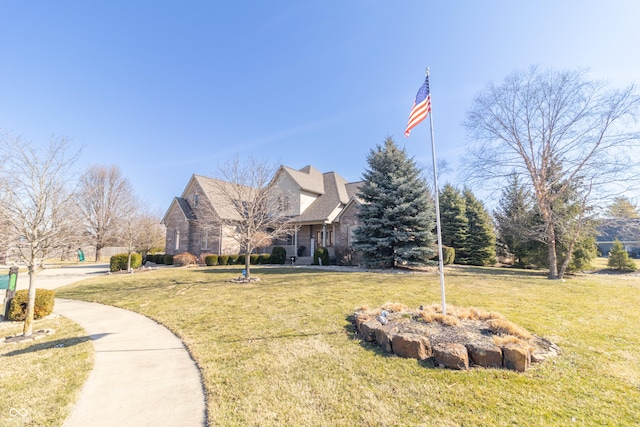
[426,67,447,316]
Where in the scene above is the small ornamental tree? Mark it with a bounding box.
[353,137,436,268]
[607,239,637,271]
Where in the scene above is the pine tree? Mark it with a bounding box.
[607,239,637,271]
[353,137,436,268]
[494,174,536,267]
[463,188,496,266]
[438,184,468,263]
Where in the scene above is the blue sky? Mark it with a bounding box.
[2,1,640,213]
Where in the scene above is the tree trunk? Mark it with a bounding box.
[22,266,37,336]
[245,251,251,279]
[546,225,559,280]
[95,245,102,262]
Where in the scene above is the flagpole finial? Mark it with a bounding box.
[426,67,430,76]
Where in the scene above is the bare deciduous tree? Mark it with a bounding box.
[211,157,293,279]
[77,165,135,261]
[0,134,80,335]
[134,209,166,260]
[464,66,640,279]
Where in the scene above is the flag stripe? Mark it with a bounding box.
[404,76,432,137]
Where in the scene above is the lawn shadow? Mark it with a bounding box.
[3,333,110,356]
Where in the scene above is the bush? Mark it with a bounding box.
[608,239,637,271]
[441,246,455,265]
[229,254,239,265]
[163,254,174,265]
[271,246,287,264]
[313,247,330,266]
[250,254,260,265]
[258,253,271,264]
[173,252,196,267]
[219,255,229,265]
[7,289,55,321]
[110,253,142,272]
[204,255,218,266]
[237,254,246,266]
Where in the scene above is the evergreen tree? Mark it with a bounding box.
[438,184,468,263]
[353,137,436,268]
[607,239,637,271]
[463,188,496,266]
[494,174,537,267]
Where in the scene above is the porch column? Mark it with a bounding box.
[322,223,327,247]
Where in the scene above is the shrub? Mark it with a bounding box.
[173,252,197,267]
[313,247,330,266]
[229,254,239,265]
[237,254,246,265]
[110,253,142,272]
[204,255,218,266]
[271,246,287,264]
[163,254,174,265]
[7,289,55,321]
[218,255,229,265]
[155,254,164,264]
[258,254,271,264]
[442,246,455,265]
[608,239,637,271]
[250,254,260,265]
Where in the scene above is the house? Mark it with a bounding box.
[596,219,640,258]
[162,165,363,264]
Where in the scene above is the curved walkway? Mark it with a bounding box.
[16,264,206,427]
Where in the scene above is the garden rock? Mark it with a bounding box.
[433,342,469,370]
[391,333,431,360]
[375,325,398,353]
[502,343,531,372]
[466,341,502,368]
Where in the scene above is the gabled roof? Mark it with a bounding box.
[280,165,325,195]
[161,197,196,224]
[294,172,361,224]
[190,175,247,221]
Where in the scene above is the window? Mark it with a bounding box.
[201,230,210,250]
[316,230,334,246]
[175,230,180,250]
[194,194,199,207]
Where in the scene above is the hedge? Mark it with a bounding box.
[7,289,55,321]
[110,253,143,272]
[205,255,218,266]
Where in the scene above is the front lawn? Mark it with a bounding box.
[0,316,94,426]
[57,266,640,426]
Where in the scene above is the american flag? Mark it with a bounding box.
[404,76,432,137]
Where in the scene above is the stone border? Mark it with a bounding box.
[353,310,559,372]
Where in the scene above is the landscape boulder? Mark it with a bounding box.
[502,343,531,372]
[391,333,431,360]
[375,325,399,353]
[433,342,469,370]
[466,341,503,368]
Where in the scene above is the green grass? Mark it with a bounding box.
[56,265,640,426]
[0,316,94,426]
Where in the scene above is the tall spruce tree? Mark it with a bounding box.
[463,188,496,266]
[439,184,468,263]
[494,174,536,267]
[353,137,436,268]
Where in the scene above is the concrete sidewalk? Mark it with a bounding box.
[57,299,206,427]
[10,264,206,426]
